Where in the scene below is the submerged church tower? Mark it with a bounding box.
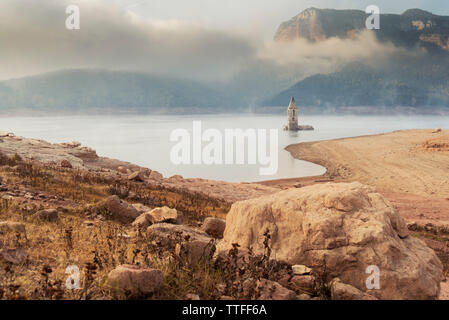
[283,96,314,131]
[287,96,299,131]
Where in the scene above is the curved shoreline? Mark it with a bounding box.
[260,129,449,231]
[261,129,449,196]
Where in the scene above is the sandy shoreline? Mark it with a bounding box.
[260,129,449,227]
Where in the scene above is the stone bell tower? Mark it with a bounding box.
[287,96,299,131]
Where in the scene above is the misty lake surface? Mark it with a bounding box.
[0,114,447,183]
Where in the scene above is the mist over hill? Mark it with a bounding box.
[0,70,246,114]
[274,8,449,53]
[263,56,449,111]
[262,8,449,112]
[2,7,449,115]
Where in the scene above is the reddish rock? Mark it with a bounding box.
[103,196,140,224]
[60,160,73,168]
[147,207,182,225]
[149,170,163,181]
[107,264,163,296]
[0,221,26,236]
[330,278,378,300]
[201,217,226,239]
[35,209,59,222]
[290,275,314,293]
[127,171,146,182]
[256,279,297,300]
[0,248,28,264]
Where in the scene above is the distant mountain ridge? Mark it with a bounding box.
[274,8,449,52]
[0,69,242,114]
[262,60,449,109]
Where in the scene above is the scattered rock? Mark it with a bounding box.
[425,223,436,233]
[290,275,314,293]
[127,171,147,182]
[60,160,73,168]
[201,217,226,239]
[102,196,140,224]
[107,264,163,296]
[185,293,200,300]
[60,141,81,148]
[34,209,59,222]
[0,248,28,264]
[292,265,311,275]
[127,191,138,200]
[277,274,291,287]
[82,220,97,227]
[423,137,449,151]
[297,293,312,300]
[433,127,442,133]
[217,182,443,300]
[149,170,163,181]
[256,279,297,300]
[117,166,131,174]
[69,146,98,159]
[0,131,15,137]
[148,207,182,225]
[131,203,151,214]
[132,213,152,229]
[168,175,183,182]
[330,278,378,300]
[117,233,131,239]
[147,223,215,265]
[0,221,26,236]
[216,283,226,295]
[407,221,419,231]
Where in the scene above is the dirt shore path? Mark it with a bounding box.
[260,129,449,227]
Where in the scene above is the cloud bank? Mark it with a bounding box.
[0,0,412,84]
[0,0,255,81]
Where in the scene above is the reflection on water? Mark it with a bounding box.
[0,114,446,183]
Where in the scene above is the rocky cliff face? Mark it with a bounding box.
[274,8,449,52]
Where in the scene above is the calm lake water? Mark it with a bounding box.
[0,114,447,182]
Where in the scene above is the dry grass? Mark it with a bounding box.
[0,156,328,300]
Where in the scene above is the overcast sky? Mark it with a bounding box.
[0,0,447,81]
[116,0,449,37]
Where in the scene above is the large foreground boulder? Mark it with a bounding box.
[217,182,443,300]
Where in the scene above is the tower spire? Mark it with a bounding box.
[288,96,297,109]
